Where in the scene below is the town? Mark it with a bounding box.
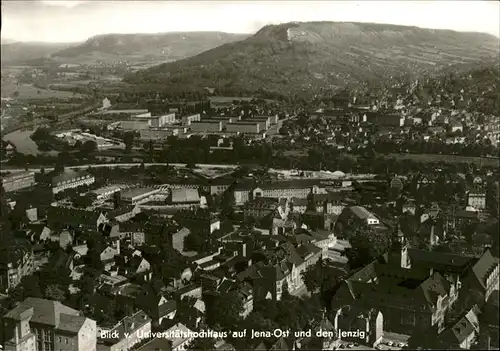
[1,3,499,351]
[1,87,499,350]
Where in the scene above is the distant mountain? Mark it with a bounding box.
[52,32,249,62]
[1,38,17,45]
[1,42,77,64]
[125,22,500,97]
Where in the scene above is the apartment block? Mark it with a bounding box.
[2,171,36,193]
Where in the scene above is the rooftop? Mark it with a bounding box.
[52,170,92,185]
[91,185,121,196]
[350,206,378,220]
[121,187,159,200]
[99,310,151,345]
[4,297,86,333]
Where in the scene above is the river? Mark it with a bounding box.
[3,128,41,155]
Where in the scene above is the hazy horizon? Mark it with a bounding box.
[2,0,499,43]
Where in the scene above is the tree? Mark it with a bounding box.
[186,160,197,169]
[72,194,94,208]
[301,259,345,306]
[9,275,43,303]
[205,291,243,331]
[184,233,203,252]
[345,225,392,269]
[44,284,66,302]
[123,132,135,153]
[187,336,216,351]
[80,140,98,154]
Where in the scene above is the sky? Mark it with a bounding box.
[2,0,499,43]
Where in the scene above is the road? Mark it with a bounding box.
[3,163,238,173]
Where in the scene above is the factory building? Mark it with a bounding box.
[226,122,260,134]
[120,187,160,205]
[190,120,223,133]
[248,117,270,131]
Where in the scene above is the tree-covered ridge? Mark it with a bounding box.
[125,21,499,99]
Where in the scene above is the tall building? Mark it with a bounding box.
[2,297,97,351]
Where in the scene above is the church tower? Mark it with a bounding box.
[389,225,411,269]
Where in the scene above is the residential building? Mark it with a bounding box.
[233,182,255,206]
[444,207,480,232]
[105,205,141,223]
[208,177,234,196]
[486,180,499,215]
[336,206,380,237]
[480,290,499,349]
[174,210,220,234]
[3,297,97,351]
[309,193,344,215]
[46,207,107,231]
[190,120,222,133]
[331,237,457,335]
[416,305,481,350]
[461,249,499,304]
[2,171,35,193]
[181,114,201,125]
[0,243,34,293]
[467,185,487,211]
[51,170,95,195]
[291,198,309,214]
[390,176,404,191]
[243,197,280,221]
[250,241,321,301]
[97,310,151,351]
[252,180,324,199]
[120,188,160,205]
[163,323,194,351]
[172,228,191,253]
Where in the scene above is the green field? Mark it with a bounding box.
[1,82,83,100]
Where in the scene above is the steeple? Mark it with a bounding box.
[389,224,411,269]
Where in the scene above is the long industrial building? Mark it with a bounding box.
[247,117,270,131]
[120,187,160,205]
[226,122,260,134]
[190,120,223,133]
[52,170,95,194]
[2,171,36,192]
